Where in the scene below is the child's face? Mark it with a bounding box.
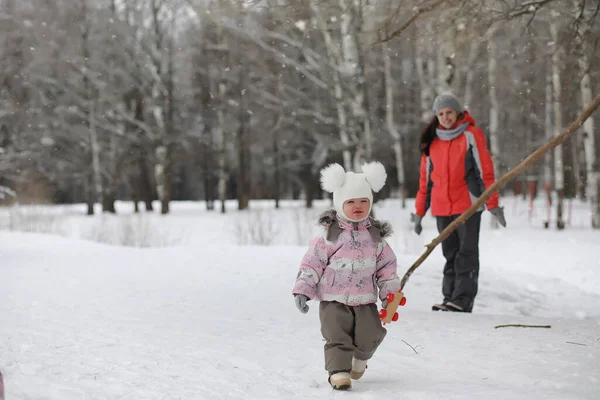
[343,198,370,221]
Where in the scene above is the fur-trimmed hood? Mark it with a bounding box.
[317,209,393,242]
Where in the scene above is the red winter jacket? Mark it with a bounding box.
[415,111,499,217]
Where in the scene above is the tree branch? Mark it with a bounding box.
[494,324,552,329]
[371,0,453,45]
[500,0,557,20]
[400,94,600,290]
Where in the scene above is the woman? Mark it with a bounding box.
[413,92,506,313]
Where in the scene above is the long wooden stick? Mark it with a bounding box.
[400,94,600,290]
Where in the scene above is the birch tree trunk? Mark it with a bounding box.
[574,0,600,228]
[383,45,406,208]
[415,22,436,122]
[487,26,500,228]
[339,0,371,170]
[580,69,600,228]
[462,40,479,108]
[150,0,167,214]
[81,0,102,215]
[151,0,174,215]
[550,20,565,229]
[436,23,455,93]
[161,26,175,215]
[88,101,103,211]
[309,1,353,171]
[101,2,120,214]
[273,126,280,209]
[543,70,554,228]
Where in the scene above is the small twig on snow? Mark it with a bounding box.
[402,340,420,354]
[565,341,586,346]
[494,324,552,329]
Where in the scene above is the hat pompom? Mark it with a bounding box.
[362,161,387,193]
[320,163,346,193]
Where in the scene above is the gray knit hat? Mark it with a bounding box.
[432,92,463,115]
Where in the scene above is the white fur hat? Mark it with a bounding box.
[320,161,387,221]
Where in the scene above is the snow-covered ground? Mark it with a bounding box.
[1,197,599,399]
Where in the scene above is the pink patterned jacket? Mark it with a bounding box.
[292,210,401,306]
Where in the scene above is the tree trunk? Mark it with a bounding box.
[550,21,565,230]
[88,100,103,209]
[102,188,117,213]
[463,40,479,108]
[203,140,215,210]
[160,159,172,215]
[155,145,168,213]
[140,155,154,212]
[339,0,371,164]
[543,71,553,228]
[415,22,436,122]
[303,168,317,209]
[237,65,250,210]
[85,176,94,215]
[436,24,455,93]
[487,26,500,228]
[216,81,228,214]
[161,13,175,215]
[574,0,600,228]
[383,45,406,208]
[82,1,101,215]
[273,123,281,209]
[133,189,140,213]
[310,1,353,170]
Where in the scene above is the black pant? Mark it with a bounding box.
[435,211,482,312]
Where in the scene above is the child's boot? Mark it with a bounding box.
[350,357,368,380]
[328,372,351,390]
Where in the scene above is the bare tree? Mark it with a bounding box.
[550,15,566,229]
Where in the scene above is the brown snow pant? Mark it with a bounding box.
[319,301,387,374]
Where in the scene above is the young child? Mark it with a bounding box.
[292,161,401,390]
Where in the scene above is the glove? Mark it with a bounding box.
[294,294,309,314]
[413,215,423,235]
[490,207,507,227]
[381,299,388,309]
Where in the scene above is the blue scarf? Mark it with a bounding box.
[436,122,469,141]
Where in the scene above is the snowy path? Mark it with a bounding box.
[2,232,599,399]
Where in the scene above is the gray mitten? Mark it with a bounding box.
[381,299,388,309]
[413,215,423,235]
[294,294,309,314]
[490,207,506,227]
